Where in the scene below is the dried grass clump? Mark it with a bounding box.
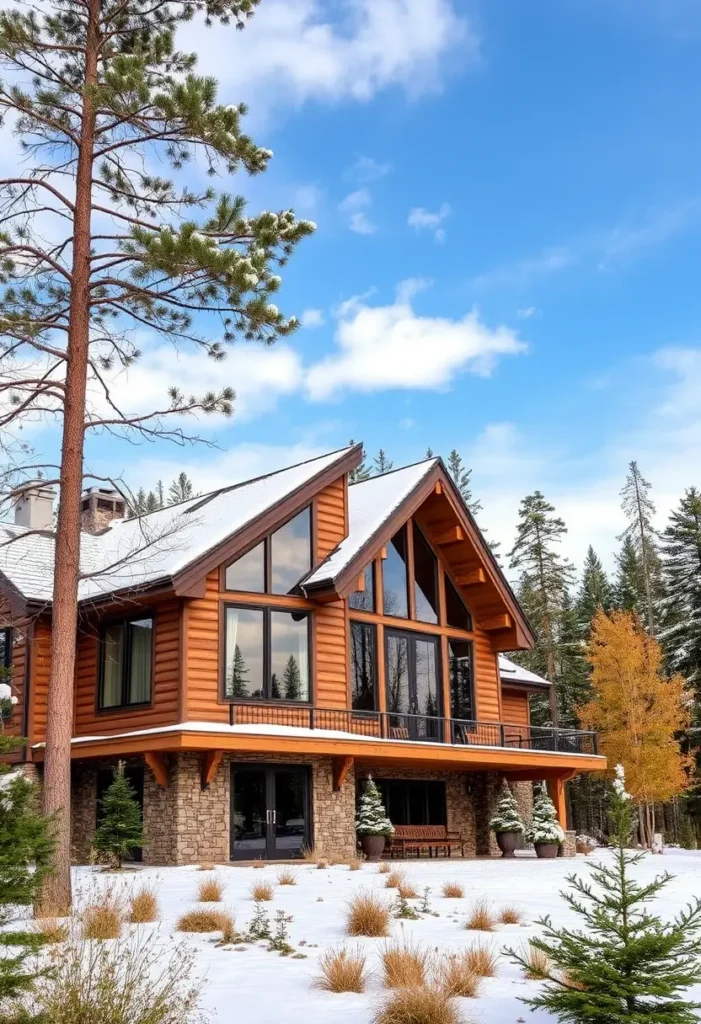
[385,870,404,889]
[520,941,551,980]
[129,885,159,923]
[316,858,330,870]
[499,905,523,925]
[302,847,322,864]
[176,908,233,934]
[381,941,430,989]
[346,855,364,871]
[346,890,391,938]
[436,952,481,998]
[464,940,499,978]
[197,862,214,872]
[377,862,391,875]
[465,898,496,932]
[35,918,69,944]
[397,881,419,900]
[250,881,274,901]
[197,875,224,902]
[560,970,587,990]
[252,860,266,870]
[441,882,464,899]
[373,986,462,1024]
[81,900,123,941]
[277,868,297,886]
[314,947,368,993]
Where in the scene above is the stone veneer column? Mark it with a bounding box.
[312,757,356,860]
[170,753,230,865]
[71,762,97,864]
[473,771,502,856]
[142,754,177,866]
[562,830,577,858]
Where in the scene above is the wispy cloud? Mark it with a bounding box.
[339,188,376,235]
[346,155,391,183]
[301,308,325,328]
[408,202,452,242]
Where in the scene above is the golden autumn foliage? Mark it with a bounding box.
[579,610,692,834]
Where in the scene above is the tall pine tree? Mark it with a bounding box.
[619,461,662,635]
[348,440,370,483]
[168,472,195,505]
[660,487,701,690]
[373,449,393,475]
[614,535,647,614]
[447,449,482,516]
[577,545,612,636]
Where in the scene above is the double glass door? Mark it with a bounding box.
[231,764,309,860]
[385,629,441,741]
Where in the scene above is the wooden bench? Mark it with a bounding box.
[388,824,466,859]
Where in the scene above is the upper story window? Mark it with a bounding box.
[413,523,438,624]
[99,616,153,710]
[349,563,375,612]
[0,628,12,669]
[350,621,376,711]
[382,526,409,618]
[445,575,473,632]
[224,507,311,596]
[224,605,310,702]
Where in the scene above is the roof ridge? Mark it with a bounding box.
[349,456,438,488]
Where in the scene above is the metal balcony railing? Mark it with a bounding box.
[227,702,599,756]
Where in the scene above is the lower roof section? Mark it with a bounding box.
[31,721,607,777]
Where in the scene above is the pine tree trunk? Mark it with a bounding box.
[633,473,655,636]
[534,522,560,726]
[40,0,99,915]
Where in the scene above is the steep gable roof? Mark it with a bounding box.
[499,655,550,689]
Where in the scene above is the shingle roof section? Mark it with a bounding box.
[303,459,438,588]
[0,446,356,604]
[498,654,550,687]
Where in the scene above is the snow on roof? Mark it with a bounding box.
[303,459,438,588]
[0,446,355,605]
[498,654,550,688]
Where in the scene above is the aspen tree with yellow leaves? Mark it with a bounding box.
[579,609,692,848]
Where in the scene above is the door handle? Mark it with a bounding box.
[272,810,277,825]
[266,809,272,825]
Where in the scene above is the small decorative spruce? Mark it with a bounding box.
[525,786,565,846]
[356,777,394,837]
[490,782,525,834]
[93,761,146,868]
[248,899,271,941]
[507,764,701,1022]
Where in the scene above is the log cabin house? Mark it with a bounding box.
[0,444,605,863]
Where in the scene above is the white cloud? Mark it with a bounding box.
[399,417,416,430]
[408,202,452,242]
[305,280,527,400]
[339,188,376,234]
[293,184,323,213]
[302,308,326,328]
[183,0,474,118]
[517,306,539,319]
[346,155,392,183]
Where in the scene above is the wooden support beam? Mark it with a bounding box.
[455,567,486,587]
[481,613,512,632]
[144,751,169,789]
[433,481,443,496]
[355,572,366,593]
[332,755,354,792]
[434,525,465,546]
[201,749,223,790]
[547,776,568,830]
[380,546,388,560]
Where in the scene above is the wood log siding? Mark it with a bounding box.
[0,598,30,740]
[186,569,228,723]
[501,687,530,727]
[29,618,51,746]
[315,477,348,560]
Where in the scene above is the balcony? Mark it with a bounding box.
[227,703,599,758]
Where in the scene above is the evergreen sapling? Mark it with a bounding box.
[490,783,525,835]
[508,764,701,1022]
[355,777,394,837]
[94,762,146,868]
[525,787,565,847]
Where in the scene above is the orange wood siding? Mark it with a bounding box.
[473,630,501,722]
[186,569,227,723]
[29,619,51,745]
[0,600,29,740]
[501,687,530,726]
[315,476,347,560]
[314,602,348,709]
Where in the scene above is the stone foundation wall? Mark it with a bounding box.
[562,830,577,858]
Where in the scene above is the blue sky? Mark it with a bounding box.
[77,0,701,573]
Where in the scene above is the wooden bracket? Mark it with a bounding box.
[332,755,354,792]
[201,750,223,790]
[380,546,388,560]
[354,572,366,593]
[433,481,443,495]
[455,567,486,587]
[481,613,512,632]
[144,751,169,789]
[434,525,465,546]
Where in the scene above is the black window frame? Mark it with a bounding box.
[384,627,443,720]
[0,627,12,669]
[97,614,154,712]
[444,572,473,632]
[221,602,313,704]
[349,562,376,613]
[382,524,410,619]
[349,620,378,711]
[370,779,447,827]
[448,637,475,722]
[224,505,313,597]
[412,522,439,624]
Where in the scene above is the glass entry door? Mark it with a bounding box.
[231,764,310,860]
[385,630,441,741]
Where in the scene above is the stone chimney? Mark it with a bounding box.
[80,488,127,535]
[11,481,56,531]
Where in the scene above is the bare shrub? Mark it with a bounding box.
[499,905,523,925]
[464,940,499,978]
[250,881,274,901]
[129,886,159,923]
[82,900,123,941]
[465,898,496,932]
[196,876,223,903]
[346,890,391,938]
[176,909,232,934]
[436,951,481,998]
[381,941,430,988]
[441,882,464,899]
[277,868,297,886]
[35,918,69,944]
[373,986,462,1024]
[29,926,204,1023]
[314,947,368,993]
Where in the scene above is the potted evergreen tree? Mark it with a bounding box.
[489,782,525,857]
[356,776,394,861]
[94,761,146,868]
[525,786,564,858]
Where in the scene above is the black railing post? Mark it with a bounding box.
[499,723,505,747]
[310,707,315,730]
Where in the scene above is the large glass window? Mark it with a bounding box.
[412,523,438,624]
[223,606,310,702]
[99,617,153,710]
[382,526,409,618]
[375,779,447,826]
[349,563,375,612]
[385,629,440,740]
[449,639,474,720]
[445,574,473,632]
[350,622,376,711]
[225,507,311,596]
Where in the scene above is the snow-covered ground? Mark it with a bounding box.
[69,850,701,1023]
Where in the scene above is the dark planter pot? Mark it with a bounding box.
[534,842,560,859]
[360,834,386,862]
[495,831,520,858]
